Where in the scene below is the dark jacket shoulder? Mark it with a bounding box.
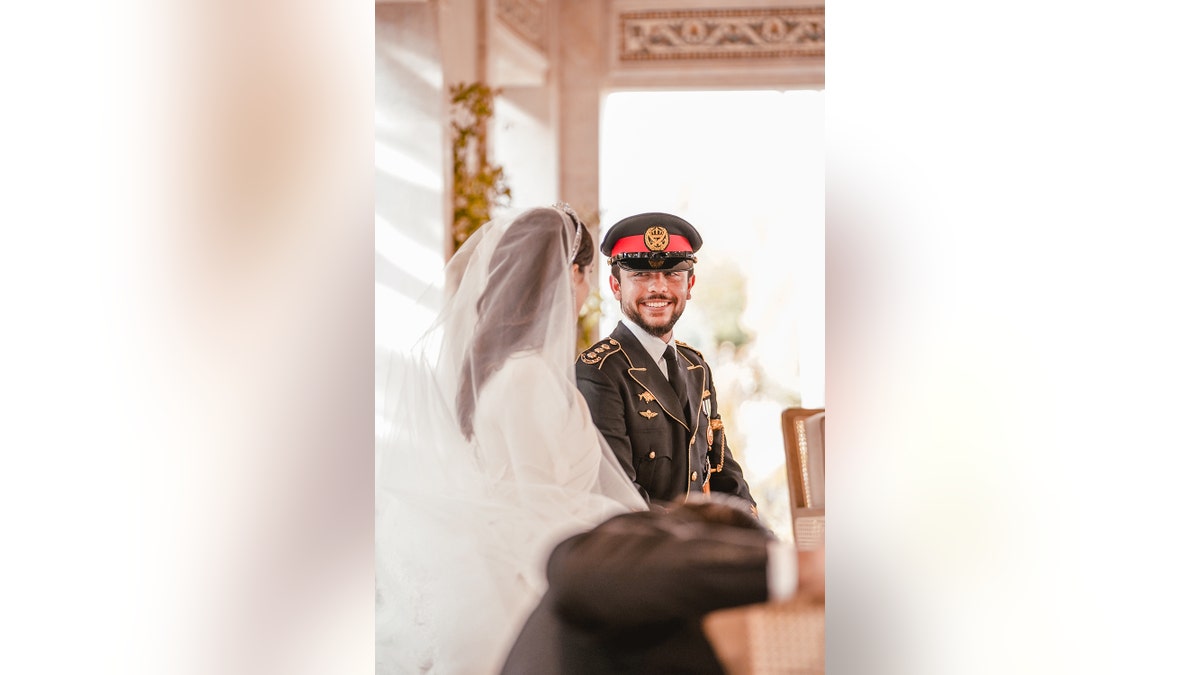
[674,339,705,362]
[577,336,627,369]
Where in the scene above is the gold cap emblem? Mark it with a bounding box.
[644,226,669,252]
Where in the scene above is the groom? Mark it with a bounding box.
[575,212,755,509]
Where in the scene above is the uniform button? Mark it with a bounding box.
[648,451,656,459]
[691,471,698,481]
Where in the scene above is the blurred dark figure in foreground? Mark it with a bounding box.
[500,494,824,674]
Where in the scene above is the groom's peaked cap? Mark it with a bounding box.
[601,212,702,271]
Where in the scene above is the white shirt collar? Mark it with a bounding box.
[621,318,674,364]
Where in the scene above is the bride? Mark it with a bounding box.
[376,204,647,674]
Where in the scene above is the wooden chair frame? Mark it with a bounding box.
[781,407,824,550]
[781,407,824,510]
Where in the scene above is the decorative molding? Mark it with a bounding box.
[619,6,824,62]
[497,0,547,53]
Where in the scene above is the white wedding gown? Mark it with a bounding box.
[376,207,646,674]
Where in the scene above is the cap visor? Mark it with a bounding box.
[614,257,695,272]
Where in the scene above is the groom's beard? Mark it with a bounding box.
[620,293,685,338]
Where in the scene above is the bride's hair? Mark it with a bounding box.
[457,206,594,439]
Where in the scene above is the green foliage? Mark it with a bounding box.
[450,82,513,252]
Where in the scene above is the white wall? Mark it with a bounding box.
[375,3,448,352]
[493,86,559,215]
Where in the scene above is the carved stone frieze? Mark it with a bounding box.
[619,6,824,61]
[497,0,547,52]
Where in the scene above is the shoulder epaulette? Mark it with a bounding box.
[578,337,623,367]
[674,339,704,361]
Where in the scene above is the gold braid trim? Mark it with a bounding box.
[578,338,622,367]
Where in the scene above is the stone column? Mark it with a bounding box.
[556,0,606,230]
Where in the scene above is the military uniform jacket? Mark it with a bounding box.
[575,322,755,506]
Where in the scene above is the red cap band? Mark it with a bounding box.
[609,234,694,256]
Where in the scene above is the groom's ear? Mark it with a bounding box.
[609,273,621,298]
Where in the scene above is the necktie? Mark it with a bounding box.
[664,347,690,418]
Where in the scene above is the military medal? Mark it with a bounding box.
[708,419,726,473]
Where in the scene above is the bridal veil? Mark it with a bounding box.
[376,206,646,674]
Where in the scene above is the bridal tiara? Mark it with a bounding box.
[553,202,584,262]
